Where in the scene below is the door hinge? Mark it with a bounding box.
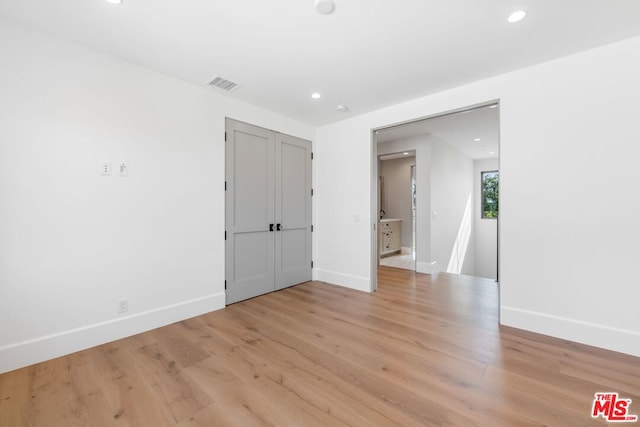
[225,231,227,240]
[224,181,227,191]
[311,261,314,269]
[224,131,227,142]
[311,152,314,160]
[224,280,227,290]
[311,225,314,232]
[311,188,314,196]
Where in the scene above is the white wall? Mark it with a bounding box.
[315,36,640,357]
[430,140,474,275]
[474,158,499,279]
[380,156,414,247]
[0,21,314,373]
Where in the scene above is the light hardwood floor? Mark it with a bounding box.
[1,267,638,426]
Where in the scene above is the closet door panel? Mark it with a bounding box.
[226,119,312,303]
[225,119,275,304]
[275,134,312,290]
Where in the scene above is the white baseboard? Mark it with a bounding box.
[416,261,438,274]
[501,306,640,358]
[0,292,226,374]
[315,269,371,293]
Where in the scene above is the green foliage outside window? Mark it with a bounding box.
[482,171,499,218]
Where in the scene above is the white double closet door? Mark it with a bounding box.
[225,119,312,304]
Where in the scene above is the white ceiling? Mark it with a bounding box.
[376,104,500,160]
[1,1,639,126]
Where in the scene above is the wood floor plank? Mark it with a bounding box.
[233,293,497,420]
[1,266,638,426]
[180,356,279,427]
[129,337,212,423]
[195,317,359,426]
[63,350,121,426]
[0,366,33,427]
[180,313,423,427]
[22,356,90,427]
[89,341,179,426]
[150,324,211,369]
[215,304,484,426]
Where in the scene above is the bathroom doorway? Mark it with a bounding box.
[378,151,416,271]
[371,101,500,290]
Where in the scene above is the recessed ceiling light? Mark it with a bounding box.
[104,0,122,4]
[336,104,349,112]
[403,152,409,155]
[474,138,481,142]
[508,10,527,23]
[314,0,335,14]
[311,92,321,99]
[489,151,496,155]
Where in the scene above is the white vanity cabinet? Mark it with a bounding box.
[379,219,402,256]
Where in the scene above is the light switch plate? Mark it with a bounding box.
[101,162,111,176]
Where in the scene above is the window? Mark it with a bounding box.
[481,170,499,218]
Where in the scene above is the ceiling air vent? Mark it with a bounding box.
[208,77,240,93]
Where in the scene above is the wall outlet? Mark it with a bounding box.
[118,298,128,314]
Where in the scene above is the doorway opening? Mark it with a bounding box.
[378,151,416,270]
[371,102,500,291]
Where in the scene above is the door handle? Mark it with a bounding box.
[269,223,274,232]
[276,223,282,231]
